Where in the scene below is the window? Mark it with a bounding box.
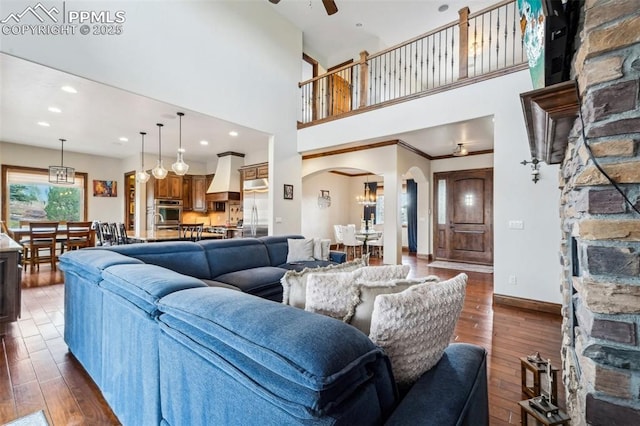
[373,184,408,226]
[3,165,88,227]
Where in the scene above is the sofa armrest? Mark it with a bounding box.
[330,250,347,263]
[384,343,488,426]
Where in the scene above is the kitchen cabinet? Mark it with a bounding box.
[192,175,207,212]
[0,235,22,327]
[240,162,268,181]
[182,175,193,210]
[155,173,183,199]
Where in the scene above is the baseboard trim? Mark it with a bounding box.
[493,294,562,316]
[417,253,432,261]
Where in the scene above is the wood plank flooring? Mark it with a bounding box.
[0,254,563,425]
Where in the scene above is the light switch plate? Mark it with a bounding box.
[508,220,524,230]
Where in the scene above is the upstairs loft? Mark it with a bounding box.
[298,0,529,129]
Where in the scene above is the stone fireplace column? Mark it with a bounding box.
[559,1,640,424]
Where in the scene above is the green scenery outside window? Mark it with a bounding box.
[4,166,87,227]
[373,185,408,226]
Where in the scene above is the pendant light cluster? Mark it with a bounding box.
[137,112,189,183]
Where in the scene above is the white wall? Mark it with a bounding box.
[1,0,303,235]
[298,70,562,304]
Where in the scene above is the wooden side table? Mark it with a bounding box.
[519,399,570,426]
[520,356,559,404]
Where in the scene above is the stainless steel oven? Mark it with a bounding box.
[154,199,182,229]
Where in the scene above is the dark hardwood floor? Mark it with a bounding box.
[0,254,563,425]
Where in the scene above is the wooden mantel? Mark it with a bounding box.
[520,80,580,164]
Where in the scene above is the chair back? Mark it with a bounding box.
[179,223,204,241]
[341,225,359,245]
[67,221,92,236]
[0,220,8,234]
[29,221,59,241]
[117,223,130,244]
[333,225,344,244]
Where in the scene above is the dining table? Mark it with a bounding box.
[126,229,225,243]
[355,229,382,254]
[9,225,96,248]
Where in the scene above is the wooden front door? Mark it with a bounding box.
[434,168,493,264]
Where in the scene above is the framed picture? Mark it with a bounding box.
[283,184,294,200]
[93,180,117,197]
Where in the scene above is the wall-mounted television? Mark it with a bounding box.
[517,0,580,89]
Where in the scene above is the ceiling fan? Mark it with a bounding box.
[268,0,338,16]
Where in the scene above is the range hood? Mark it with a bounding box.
[206,152,245,200]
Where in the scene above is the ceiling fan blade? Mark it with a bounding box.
[268,0,281,4]
[322,0,338,15]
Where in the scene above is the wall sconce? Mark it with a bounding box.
[521,158,541,183]
[318,190,331,208]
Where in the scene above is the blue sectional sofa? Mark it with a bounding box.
[59,235,489,426]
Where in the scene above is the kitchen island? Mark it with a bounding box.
[0,233,23,328]
[128,229,224,243]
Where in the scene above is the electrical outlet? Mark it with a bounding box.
[508,275,517,286]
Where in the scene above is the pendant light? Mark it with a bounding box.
[49,138,75,184]
[152,123,168,179]
[171,112,189,175]
[136,131,150,183]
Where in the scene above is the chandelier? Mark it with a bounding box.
[171,112,189,175]
[356,178,376,206]
[49,138,75,184]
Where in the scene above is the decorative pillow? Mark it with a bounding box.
[357,265,411,282]
[286,238,315,263]
[305,265,413,322]
[369,273,467,385]
[305,270,363,321]
[313,238,331,261]
[348,276,441,336]
[280,257,366,309]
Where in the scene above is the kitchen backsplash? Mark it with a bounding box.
[183,201,242,226]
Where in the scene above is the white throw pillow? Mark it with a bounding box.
[369,273,467,385]
[305,265,414,322]
[280,257,366,309]
[305,270,363,321]
[286,238,315,263]
[348,276,440,336]
[313,238,331,261]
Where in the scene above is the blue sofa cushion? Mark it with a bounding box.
[214,266,287,298]
[198,238,272,277]
[59,249,143,283]
[384,343,489,426]
[105,242,211,279]
[158,287,398,419]
[259,235,304,266]
[101,264,207,316]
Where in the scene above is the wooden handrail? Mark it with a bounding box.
[468,0,515,19]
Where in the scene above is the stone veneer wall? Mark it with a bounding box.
[559,0,640,424]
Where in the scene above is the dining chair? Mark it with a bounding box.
[179,223,204,241]
[333,224,344,250]
[117,223,131,245]
[25,221,59,272]
[367,232,384,258]
[341,225,364,260]
[64,221,94,251]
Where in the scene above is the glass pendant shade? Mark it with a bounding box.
[171,112,189,175]
[152,123,168,179]
[136,131,150,183]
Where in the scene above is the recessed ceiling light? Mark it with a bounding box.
[37,121,50,127]
[229,131,238,137]
[119,137,129,142]
[61,85,77,93]
[438,4,449,12]
[200,140,209,146]
[48,106,62,113]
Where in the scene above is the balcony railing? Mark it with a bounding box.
[298,0,527,127]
